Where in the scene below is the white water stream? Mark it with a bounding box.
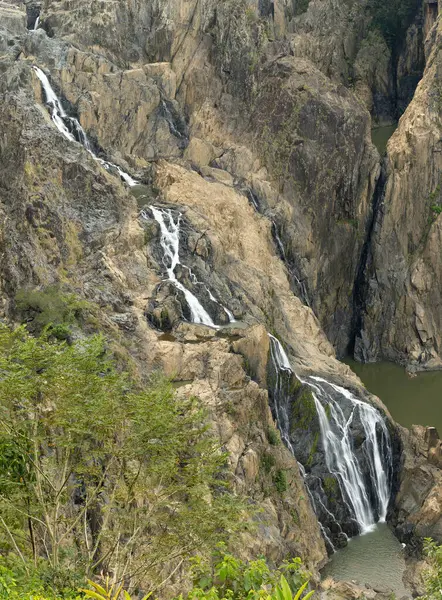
[267,334,392,538]
[309,377,392,527]
[32,66,137,187]
[145,207,234,328]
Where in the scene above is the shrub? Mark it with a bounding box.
[273,469,288,493]
[267,427,280,445]
[420,538,442,600]
[182,549,312,600]
[15,286,90,338]
[261,452,276,474]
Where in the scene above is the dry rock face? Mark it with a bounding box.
[394,426,442,543]
[32,0,383,356]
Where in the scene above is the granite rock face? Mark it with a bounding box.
[355,12,442,368]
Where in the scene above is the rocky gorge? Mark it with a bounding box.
[1,0,442,596]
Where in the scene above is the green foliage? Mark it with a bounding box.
[368,0,421,51]
[427,185,442,222]
[261,452,276,474]
[267,427,280,446]
[0,555,83,599]
[291,389,316,432]
[245,6,258,23]
[294,0,310,16]
[182,548,312,600]
[322,476,338,501]
[420,539,442,600]
[15,286,90,339]
[0,324,245,591]
[306,433,319,468]
[273,469,288,494]
[82,578,150,600]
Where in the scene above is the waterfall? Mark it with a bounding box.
[146,207,234,328]
[206,287,236,323]
[267,334,393,543]
[309,377,392,524]
[268,334,296,453]
[33,16,40,30]
[32,66,137,187]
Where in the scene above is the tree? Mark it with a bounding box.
[420,539,442,600]
[0,324,245,592]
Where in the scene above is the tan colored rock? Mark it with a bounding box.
[200,166,234,186]
[241,448,259,483]
[154,160,367,382]
[428,442,442,468]
[184,137,216,168]
[232,323,270,386]
[0,1,26,33]
[357,16,442,366]
[143,62,177,99]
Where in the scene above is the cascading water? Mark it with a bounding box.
[33,16,40,30]
[144,207,234,328]
[32,66,137,187]
[267,334,393,547]
[309,377,392,525]
[268,334,296,454]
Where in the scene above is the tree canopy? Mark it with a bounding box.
[0,324,245,594]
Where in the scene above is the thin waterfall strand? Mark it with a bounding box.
[268,334,296,454]
[149,207,216,327]
[33,66,137,186]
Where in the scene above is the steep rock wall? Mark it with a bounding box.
[35,0,381,357]
[355,13,442,368]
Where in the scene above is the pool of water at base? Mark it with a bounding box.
[371,124,397,155]
[344,358,442,434]
[321,523,408,597]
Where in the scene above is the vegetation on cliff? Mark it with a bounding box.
[0,323,245,594]
[0,549,313,600]
[421,539,442,600]
[368,0,421,51]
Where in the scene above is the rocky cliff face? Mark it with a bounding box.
[1,0,441,586]
[354,9,442,368]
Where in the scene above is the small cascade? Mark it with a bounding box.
[268,334,296,453]
[270,221,311,308]
[145,207,234,328]
[32,66,137,187]
[267,334,393,548]
[206,287,236,323]
[33,16,40,30]
[160,100,187,141]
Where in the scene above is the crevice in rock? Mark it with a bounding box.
[349,164,387,362]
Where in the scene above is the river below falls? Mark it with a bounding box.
[322,358,442,594]
[345,358,442,434]
[321,523,408,597]
[371,124,397,155]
